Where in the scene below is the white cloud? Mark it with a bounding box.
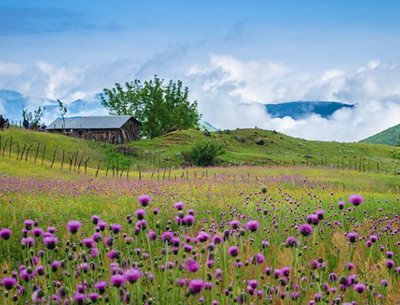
[185,55,400,141]
[0,54,400,142]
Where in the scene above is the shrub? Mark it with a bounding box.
[187,141,224,167]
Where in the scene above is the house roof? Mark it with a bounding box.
[47,116,139,130]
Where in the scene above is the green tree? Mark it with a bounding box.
[22,107,46,130]
[101,76,201,138]
[57,100,68,132]
[187,141,224,167]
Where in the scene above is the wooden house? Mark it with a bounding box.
[47,116,140,144]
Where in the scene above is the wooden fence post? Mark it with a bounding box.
[96,159,102,178]
[34,143,40,164]
[8,137,12,158]
[25,143,33,161]
[19,144,26,161]
[51,147,58,168]
[60,150,65,170]
[41,144,46,167]
[2,137,9,157]
[16,142,20,160]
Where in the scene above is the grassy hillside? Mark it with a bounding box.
[1,127,399,173]
[361,123,400,146]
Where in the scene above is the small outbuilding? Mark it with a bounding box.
[47,115,140,144]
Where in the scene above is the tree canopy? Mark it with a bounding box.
[101,76,201,139]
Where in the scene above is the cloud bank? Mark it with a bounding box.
[1,54,400,142]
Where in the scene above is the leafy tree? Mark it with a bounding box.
[101,76,201,139]
[57,99,68,132]
[22,107,46,130]
[187,141,224,167]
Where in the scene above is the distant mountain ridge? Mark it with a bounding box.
[361,124,400,146]
[265,101,354,119]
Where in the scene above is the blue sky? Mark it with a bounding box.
[1,0,400,141]
[2,0,400,67]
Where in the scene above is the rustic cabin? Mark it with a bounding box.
[46,116,141,144]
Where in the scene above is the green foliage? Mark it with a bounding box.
[361,123,400,146]
[187,141,224,167]
[101,76,201,139]
[22,106,46,130]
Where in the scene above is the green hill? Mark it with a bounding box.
[1,128,399,173]
[361,124,400,146]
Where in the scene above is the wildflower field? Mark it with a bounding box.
[0,158,399,304]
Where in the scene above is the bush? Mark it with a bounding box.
[187,141,224,167]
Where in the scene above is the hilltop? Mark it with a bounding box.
[1,127,399,174]
[361,123,400,146]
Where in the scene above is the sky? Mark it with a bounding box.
[1,0,400,141]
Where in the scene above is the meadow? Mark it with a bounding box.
[0,152,399,304]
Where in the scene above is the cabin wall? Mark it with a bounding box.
[48,119,140,144]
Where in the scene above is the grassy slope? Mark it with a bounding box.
[129,128,400,171]
[361,123,400,146]
[1,128,399,172]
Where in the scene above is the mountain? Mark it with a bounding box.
[265,101,354,119]
[361,124,400,146]
[0,89,27,121]
[0,90,105,124]
[199,121,218,132]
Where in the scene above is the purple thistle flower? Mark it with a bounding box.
[32,228,43,237]
[299,224,313,236]
[285,236,299,247]
[245,220,259,232]
[0,228,12,240]
[254,253,265,264]
[187,259,200,273]
[21,237,34,247]
[90,247,99,258]
[354,283,366,293]
[385,251,394,258]
[20,268,34,281]
[346,232,358,243]
[124,268,142,283]
[43,236,58,249]
[196,231,210,242]
[174,201,185,210]
[1,277,17,290]
[67,220,82,234]
[94,281,107,294]
[91,215,101,225]
[108,249,120,260]
[349,194,364,206]
[385,259,395,269]
[188,279,205,295]
[88,293,100,302]
[96,221,107,231]
[47,226,57,234]
[51,260,61,272]
[82,237,95,248]
[306,214,319,225]
[338,201,345,210]
[31,289,45,304]
[74,292,85,304]
[228,246,239,257]
[315,209,325,220]
[183,215,195,226]
[134,209,146,220]
[24,219,34,230]
[147,230,157,240]
[138,194,151,207]
[110,224,122,234]
[110,274,126,288]
[35,266,44,276]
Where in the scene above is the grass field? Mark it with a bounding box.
[1,128,400,173]
[0,147,399,304]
